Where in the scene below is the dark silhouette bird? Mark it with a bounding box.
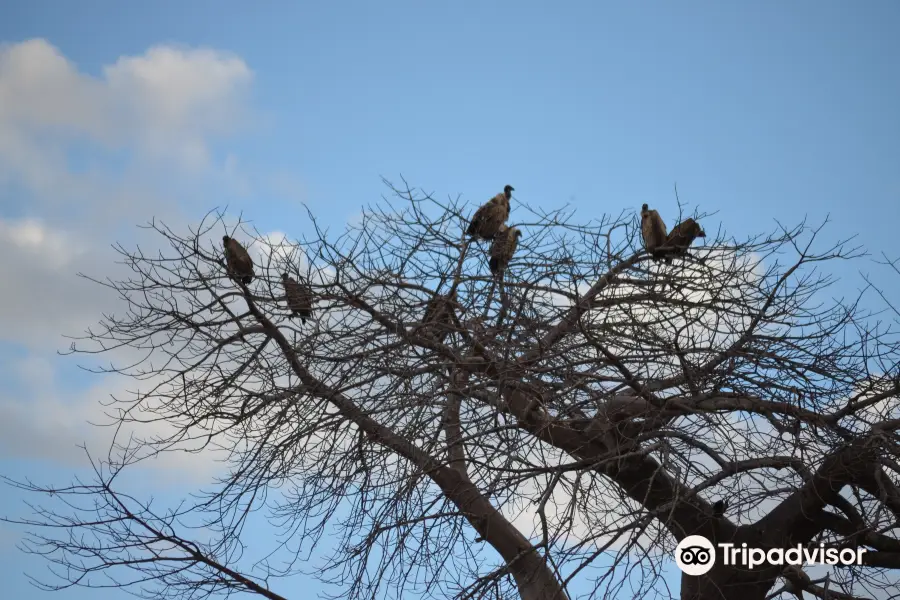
[712,499,728,518]
[640,204,668,260]
[489,225,522,276]
[223,235,254,284]
[663,218,706,261]
[282,273,313,323]
[467,185,513,240]
[421,289,458,343]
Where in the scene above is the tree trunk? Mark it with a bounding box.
[511,566,569,600]
[433,467,570,600]
[681,564,779,600]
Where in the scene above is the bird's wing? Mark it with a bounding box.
[506,230,519,258]
[491,229,509,260]
[655,212,668,237]
[229,240,252,268]
[641,215,653,245]
[469,203,489,229]
[666,222,683,243]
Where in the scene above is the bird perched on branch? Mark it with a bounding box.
[664,218,706,259]
[420,289,458,343]
[223,235,254,284]
[640,204,668,259]
[468,185,513,240]
[489,225,522,276]
[282,273,313,322]
[782,565,811,600]
[712,499,728,517]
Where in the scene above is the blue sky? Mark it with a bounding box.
[1,1,899,599]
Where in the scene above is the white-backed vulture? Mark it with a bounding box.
[282,273,313,323]
[489,225,522,276]
[223,235,254,284]
[664,218,706,256]
[421,289,458,342]
[640,203,667,258]
[467,185,513,240]
[782,565,811,600]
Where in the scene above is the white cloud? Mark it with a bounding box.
[0,217,115,348]
[0,358,227,482]
[0,38,258,480]
[0,217,82,268]
[0,221,323,480]
[0,38,252,170]
[0,38,255,233]
[0,37,257,342]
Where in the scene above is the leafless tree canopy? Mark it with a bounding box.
[5,180,900,600]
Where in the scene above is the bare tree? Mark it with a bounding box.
[4,179,900,600]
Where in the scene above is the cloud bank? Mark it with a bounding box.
[0,38,256,475]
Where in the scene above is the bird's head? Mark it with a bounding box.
[222,235,231,243]
[504,185,514,196]
[641,203,649,212]
[281,273,290,280]
[515,229,523,238]
[688,220,706,238]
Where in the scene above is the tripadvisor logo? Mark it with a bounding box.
[675,536,717,576]
[675,536,867,576]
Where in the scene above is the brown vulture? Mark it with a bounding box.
[664,218,706,256]
[489,225,522,276]
[282,273,313,323]
[782,565,811,600]
[223,235,254,284]
[467,185,513,240]
[421,289,458,342]
[640,203,667,258]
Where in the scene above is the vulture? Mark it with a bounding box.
[712,499,728,518]
[489,225,522,276]
[664,218,706,258]
[782,565,811,600]
[640,203,668,258]
[282,273,313,323]
[467,185,513,240]
[222,235,254,284]
[420,289,458,342]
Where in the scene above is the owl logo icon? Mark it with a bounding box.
[675,536,716,576]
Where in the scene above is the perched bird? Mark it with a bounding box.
[782,565,811,600]
[282,273,313,323]
[663,218,706,259]
[712,499,728,518]
[640,204,668,259]
[489,225,522,276]
[467,185,513,240]
[223,235,254,284]
[420,289,458,343]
